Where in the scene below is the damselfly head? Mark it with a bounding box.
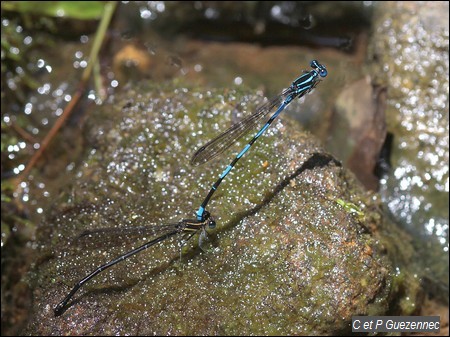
[208,219,216,229]
[203,210,216,229]
[310,60,328,78]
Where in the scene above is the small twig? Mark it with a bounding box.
[13,1,117,187]
[18,87,84,180]
[10,121,38,144]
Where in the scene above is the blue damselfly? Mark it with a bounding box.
[194,60,327,221]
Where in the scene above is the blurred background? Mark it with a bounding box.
[1,1,448,335]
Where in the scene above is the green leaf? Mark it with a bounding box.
[336,198,365,220]
[1,1,107,20]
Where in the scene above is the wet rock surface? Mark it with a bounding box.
[369,1,449,298]
[24,81,414,335]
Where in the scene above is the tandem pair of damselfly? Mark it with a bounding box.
[54,60,327,316]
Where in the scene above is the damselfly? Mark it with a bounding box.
[54,60,327,316]
[193,60,327,221]
[54,212,215,316]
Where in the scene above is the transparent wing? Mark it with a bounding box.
[191,88,292,166]
[78,222,183,241]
